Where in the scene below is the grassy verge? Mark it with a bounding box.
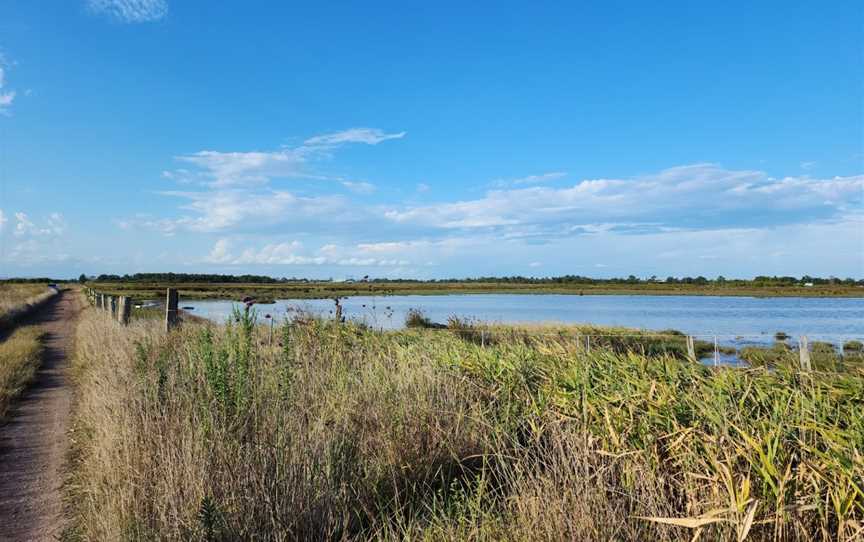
[66,309,863,540]
[0,284,56,331]
[0,283,50,314]
[0,326,45,420]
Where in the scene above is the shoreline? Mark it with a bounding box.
[90,283,864,302]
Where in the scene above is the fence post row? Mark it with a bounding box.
[87,289,132,326]
[165,288,179,332]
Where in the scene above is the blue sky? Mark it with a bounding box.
[0,0,861,279]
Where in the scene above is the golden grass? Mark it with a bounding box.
[0,326,45,420]
[0,283,51,317]
[65,306,864,541]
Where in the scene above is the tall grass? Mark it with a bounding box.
[0,326,45,420]
[66,305,864,540]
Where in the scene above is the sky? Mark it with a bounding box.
[0,0,862,280]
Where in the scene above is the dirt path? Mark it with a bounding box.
[0,291,81,542]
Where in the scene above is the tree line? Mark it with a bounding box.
[66,273,864,287]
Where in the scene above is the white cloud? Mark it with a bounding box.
[800,161,817,170]
[173,148,309,188]
[1,212,70,267]
[207,238,233,263]
[385,164,864,231]
[304,128,406,147]
[493,171,567,187]
[529,261,542,268]
[152,189,349,233]
[341,181,376,194]
[416,183,431,193]
[13,212,67,237]
[165,127,404,188]
[0,57,17,114]
[204,238,409,267]
[87,0,168,22]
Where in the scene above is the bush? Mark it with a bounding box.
[843,340,863,352]
[405,308,433,328]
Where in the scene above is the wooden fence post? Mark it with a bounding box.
[713,336,719,366]
[686,335,696,362]
[165,288,179,332]
[799,336,811,372]
[109,296,117,318]
[333,298,343,323]
[118,296,131,325]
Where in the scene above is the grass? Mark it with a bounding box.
[740,341,864,372]
[0,283,53,325]
[88,279,864,302]
[0,326,45,420]
[65,303,864,541]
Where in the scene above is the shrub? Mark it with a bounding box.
[404,308,433,328]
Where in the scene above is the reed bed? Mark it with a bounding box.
[65,306,864,541]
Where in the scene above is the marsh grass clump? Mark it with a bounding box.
[844,340,863,352]
[67,304,864,541]
[404,308,434,328]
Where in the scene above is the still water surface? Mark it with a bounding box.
[183,294,864,347]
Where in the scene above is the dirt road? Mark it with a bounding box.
[0,292,81,541]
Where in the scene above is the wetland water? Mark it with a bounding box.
[184,294,864,348]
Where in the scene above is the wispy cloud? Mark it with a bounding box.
[341,181,376,194]
[13,212,67,237]
[164,127,405,188]
[0,54,17,114]
[205,238,409,267]
[303,128,406,147]
[153,189,350,233]
[87,0,168,23]
[492,171,567,187]
[1,212,71,266]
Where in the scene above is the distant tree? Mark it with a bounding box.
[78,273,87,283]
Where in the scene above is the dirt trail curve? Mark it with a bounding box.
[0,291,82,542]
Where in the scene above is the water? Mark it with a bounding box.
[183,294,864,347]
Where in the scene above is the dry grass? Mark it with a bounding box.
[0,326,45,420]
[0,283,48,313]
[0,283,56,330]
[65,305,864,541]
